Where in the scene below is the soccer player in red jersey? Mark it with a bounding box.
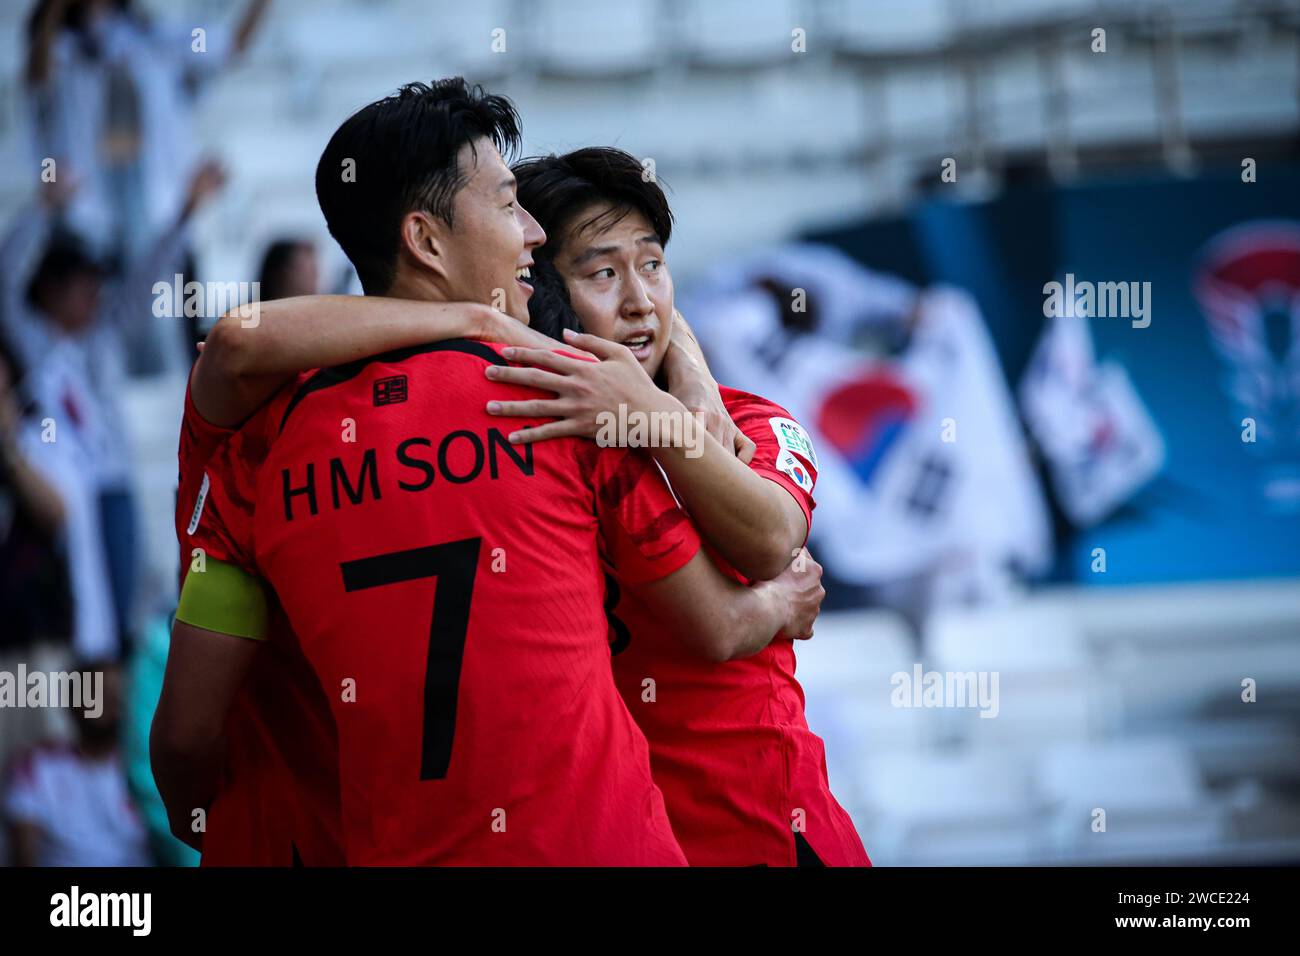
[478,149,871,867]
[169,158,567,871]
[152,81,821,865]
[171,381,344,865]
[178,144,867,866]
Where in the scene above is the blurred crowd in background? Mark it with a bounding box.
[1,0,1298,867]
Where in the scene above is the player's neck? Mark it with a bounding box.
[383,270,454,305]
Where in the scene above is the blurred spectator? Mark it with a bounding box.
[0,335,77,864]
[257,237,319,301]
[0,164,227,658]
[180,236,319,353]
[4,659,151,867]
[0,336,70,653]
[23,0,269,265]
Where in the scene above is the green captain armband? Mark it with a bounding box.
[176,559,270,641]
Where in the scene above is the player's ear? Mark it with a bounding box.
[399,210,450,282]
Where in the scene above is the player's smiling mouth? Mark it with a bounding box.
[621,328,655,361]
[514,264,533,296]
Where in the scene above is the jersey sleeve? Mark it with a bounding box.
[179,411,274,639]
[725,390,819,541]
[179,374,236,486]
[177,376,309,641]
[183,426,262,575]
[584,445,701,586]
[177,375,236,556]
[182,371,301,575]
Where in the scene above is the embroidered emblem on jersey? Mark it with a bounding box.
[374,375,408,406]
[187,472,210,535]
[769,416,818,469]
[777,450,814,493]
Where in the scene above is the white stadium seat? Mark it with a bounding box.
[857,749,1038,865]
[532,0,660,78]
[680,0,805,68]
[1036,738,1227,861]
[828,0,955,56]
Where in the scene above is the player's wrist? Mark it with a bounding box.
[462,302,502,340]
[661,337,703,389]
[754,574,790,621]
[665,329,707,377]
[634,385,686,428]
[662,348,721,416]
[747,578,788,641]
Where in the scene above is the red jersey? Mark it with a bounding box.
[177,380,344,866]
[190,340,694,866]
[609,386,870,867]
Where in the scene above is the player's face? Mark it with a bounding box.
[441,139,545,323]
[554,206,673,376]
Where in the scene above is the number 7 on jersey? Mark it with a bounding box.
[340,538,482,780]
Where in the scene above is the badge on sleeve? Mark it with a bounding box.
[187,472,210,535]
[776,450,815,493]
[769,416,818,469]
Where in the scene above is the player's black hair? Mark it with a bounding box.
[512,147,674,265]
[525,257,583,342]
[314,78,523,295]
